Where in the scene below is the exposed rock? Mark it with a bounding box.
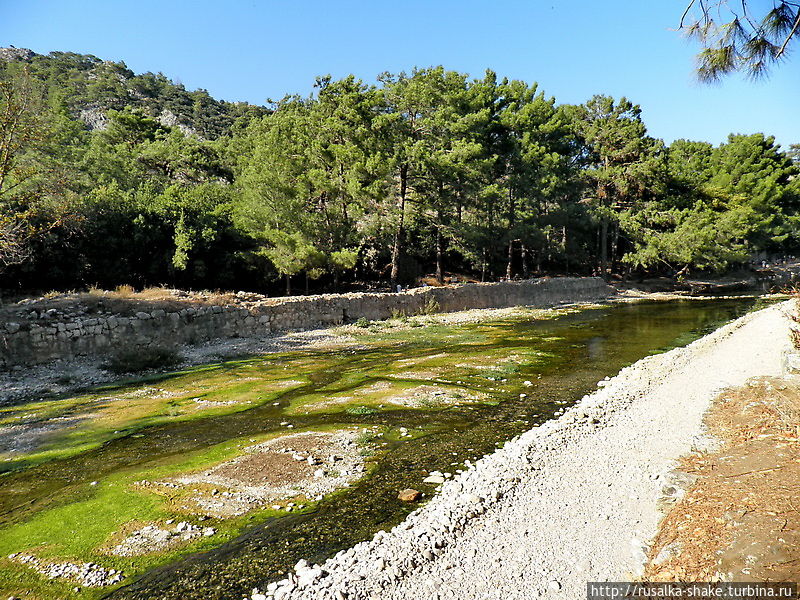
[0,47,37,61]
[398,489,422,502]
[9,553,123,587]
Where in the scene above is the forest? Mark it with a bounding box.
[1,49,799,295]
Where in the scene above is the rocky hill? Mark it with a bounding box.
[0,46,267,139]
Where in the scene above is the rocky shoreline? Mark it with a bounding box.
[248,301,792,600]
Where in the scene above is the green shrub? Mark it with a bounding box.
[104,345,181,374]
[418,297,440,315]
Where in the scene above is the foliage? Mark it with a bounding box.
[680,1,800,80]
[103,345,181,374]
[1,47,799,293]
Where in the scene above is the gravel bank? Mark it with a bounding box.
[255,301,792,600]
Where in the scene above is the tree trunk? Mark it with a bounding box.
[436,209,445,285]
[285,273,291,296]
[506,239,514,280]
[521,243,530,278]
[506,187,515,280]
[305,272,309,295]
[600,219,609,280]
[390,165,408,290]
[562,225,568,273]
[610,223,620,274]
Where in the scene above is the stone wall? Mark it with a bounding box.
[0,277,612,368]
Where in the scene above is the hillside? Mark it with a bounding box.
[0,47,267,139]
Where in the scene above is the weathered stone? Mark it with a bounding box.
[423,475,446,485]
[398,489,422,502]
[0,278,610,368]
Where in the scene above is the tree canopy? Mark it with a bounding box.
[1,48,799,294]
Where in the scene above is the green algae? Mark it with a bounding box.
[0,298,773,599]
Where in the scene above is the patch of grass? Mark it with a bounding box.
[355,430,381,446]
[114,284,136,297]
[344,405,378,415]
[417,297,440,315]
[390,308,406,320]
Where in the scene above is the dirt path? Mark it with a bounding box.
[259,302,792,600]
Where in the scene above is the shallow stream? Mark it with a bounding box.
[0,298,771,599]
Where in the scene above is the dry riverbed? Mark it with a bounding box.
[250,301,793,600]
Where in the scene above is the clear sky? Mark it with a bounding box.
[2,0,798,149]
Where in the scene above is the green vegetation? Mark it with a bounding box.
[0,299,770,598]
[0,427,323,600]
[679,1,800,80]
[0,360,306,471]
[1,49,798,293]
[103,345,181,374]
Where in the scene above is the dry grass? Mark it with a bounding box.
[1,286,257,319]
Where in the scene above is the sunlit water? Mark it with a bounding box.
[0,298,772,599]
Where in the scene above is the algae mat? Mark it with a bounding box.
[0,299,768,599]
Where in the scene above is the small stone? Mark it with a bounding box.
[423,475,445,485]
[398,489,422,502]
[548,580,562,592]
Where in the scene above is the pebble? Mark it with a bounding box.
[423,475,446,485]
[398,489,422,502]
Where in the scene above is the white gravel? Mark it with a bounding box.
[255,301,792,600]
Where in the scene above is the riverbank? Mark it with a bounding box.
[0,277,610,370]
[2,287,781,407]
[257,301,793,600]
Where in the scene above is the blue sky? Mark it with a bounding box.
[2,0,798,149]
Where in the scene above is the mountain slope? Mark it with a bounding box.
[0,47,267,139]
